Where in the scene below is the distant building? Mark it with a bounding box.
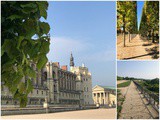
[70,61,93,105]
[1,53,93,106]
[92,85,116,106]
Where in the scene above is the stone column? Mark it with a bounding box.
[99,93,101,104]
[104,92,106,105]
[95,93,97,104]
[70,79,72,90]
[106,92,109,104]
[65,75,67,89]
[108,92,110,104]
[38,70,42,86]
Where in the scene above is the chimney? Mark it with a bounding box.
[54,62,60,68]
[61,65,68,71]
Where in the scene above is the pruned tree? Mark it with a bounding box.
[117,1,138,47]
[139,1,159,43]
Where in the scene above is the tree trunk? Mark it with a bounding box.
[123,27,126,47]
[152,29,154,43]
[129,32,130,42]
[148,30,151,40]
[123,16,126,47]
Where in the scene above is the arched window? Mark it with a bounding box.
[14,101,17,105]
[54,84,56,91]
[52,71,55,79]
[42,71,47,83]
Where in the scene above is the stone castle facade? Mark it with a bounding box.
[1,53,93,106]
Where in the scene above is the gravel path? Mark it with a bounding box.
[1,108,116,119]
[120,81,152,119]
[117,35,159,60]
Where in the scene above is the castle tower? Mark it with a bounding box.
[70,52,74,67]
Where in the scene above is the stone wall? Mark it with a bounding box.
[1,105,97,116]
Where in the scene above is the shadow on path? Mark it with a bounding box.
[123,53,157,60]
[125,44,143,47]
[146,46,159,59]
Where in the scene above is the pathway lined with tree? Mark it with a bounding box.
[117,1,159,60]
[117,35,159,60]
[120,81,158,119]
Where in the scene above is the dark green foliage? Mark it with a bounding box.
[139,1,159,42]
[117,76,123,80]
[117,89,125,118]
[1,1,50,107]
[142,78,159,93]
[117,105,122,118]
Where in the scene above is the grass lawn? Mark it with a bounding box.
[117,80,131,88]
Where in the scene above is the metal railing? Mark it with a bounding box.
[133,80,159,113]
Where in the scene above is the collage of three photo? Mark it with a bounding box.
[1,0,159,119]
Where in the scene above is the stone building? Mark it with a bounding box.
[70,53,93,105]
[43,62,81,104]
[92,85,116,106]
[1,53,93,106]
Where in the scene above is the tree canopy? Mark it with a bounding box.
[117,1,138,47]
[1,1,50,107]
[139,1,159,42]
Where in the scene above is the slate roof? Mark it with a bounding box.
[98,85,115,90]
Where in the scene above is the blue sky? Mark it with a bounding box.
[46,1,116,87]
[117,61,159,79]
[137,1,144,30]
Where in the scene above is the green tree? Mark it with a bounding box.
[1,1,50,107]
[139,1,159,43]
[117,1,138,47]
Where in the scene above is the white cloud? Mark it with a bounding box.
[47,36,115,65]
[47,37,93,64]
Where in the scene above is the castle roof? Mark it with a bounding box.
[98,85,115,90]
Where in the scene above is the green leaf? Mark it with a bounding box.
[40,40,50,54]
[36,2,48,19]
[20,3,37,8]
[23,65,36,78]
[7,15,22,21]
[40,22,50,34]
[26,79,33,94]
[18,82,26,94]
[37,55,48,70]
[17,36,24,49]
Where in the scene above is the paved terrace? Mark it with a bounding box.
[120,81,158,119]
[1,108,116,119]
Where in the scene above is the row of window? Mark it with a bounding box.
[31,90,48,95]
[61,92,79,98]
[59,80,76,90]
[85,95,90,98]
[84,87,89,92]
[83,78,88,81]
[58,71,76,80]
